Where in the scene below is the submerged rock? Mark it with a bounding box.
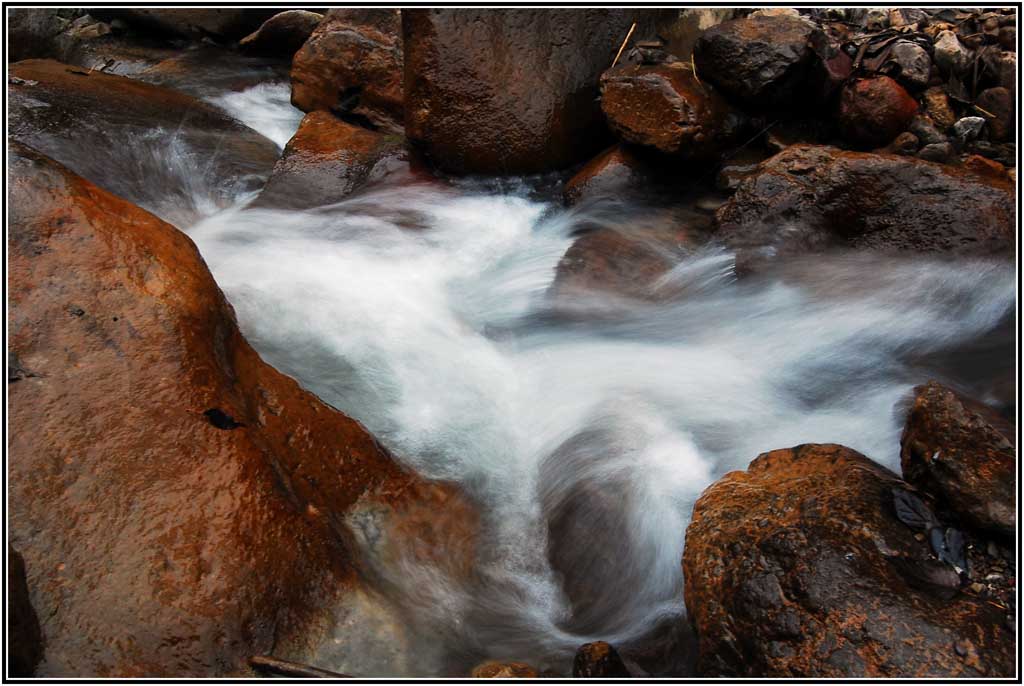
[715,145,1015,266]
[839,76,918,148]
[252,111,407,210]
[7,141,477,677]
[239,10,323,58]
[599,63,744,159]
[403,8,658,174]
[900,382,1015,537]
[290,9,403,131]
[693,13,825,107]
[684,443,1015,677]
[8,545,43,677]
[8,59,279,226]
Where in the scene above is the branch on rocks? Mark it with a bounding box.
[249,655,352,679]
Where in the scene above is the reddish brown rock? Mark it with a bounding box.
[693,14,826,106]
[7,141,476,677]
[8,59,279,226]
[962,154,1010,182]
[839,76,919,147]
[90,9,278,40]
[290,9,403,132]
[975,87,1014,142]
[239,10,323,57]
[470,661,539,678]
[715,145,1015,264]
[684,443,1015,677]
[252,111,406,210]
[563,145,651,206]
[599,63,744,159]
[900,382,1015,537]
[8,545,43,677]
[573,641,631,678]
[403,9,661,174]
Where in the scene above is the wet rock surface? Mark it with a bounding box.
[253,111,407,210]
[239,10,324,58]
[7,141,476,677]
[470,661,539,678]
[403,9,658,174]
[8,544,44,677]
[900,382,1015,538]
[715,145,1015,266]
[89,9,278,41]
[563,145,652,206]
[290,9,404,132]
[684,443,1015,677]
[8,59,279,226]
[839,76,919,148]
[573,641,632,678]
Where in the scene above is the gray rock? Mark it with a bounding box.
[917,142,953,162]
[933,30,972,76]
[888,41,931,90]
[953,116,986,142]
[909,115,947,145]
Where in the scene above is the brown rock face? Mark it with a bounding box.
[239,10,324,58]
[8,545,44,676]
[599,63,743,159]
[8,59,278,226]
[252,111,405,210]
[900,383,1015,537]
[715,145,1015,264]
[470,661,539,678]
[839,76,919,147]
[290,9,403,132]
[403,9,656,174]
[8,141,476,677]
[573,641,631,678]
[89,8,278,40]
[683,444,1015,677]
[563,145,650,206]
[975,87,1014,142]
[693,14,825,106]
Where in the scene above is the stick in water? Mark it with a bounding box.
[250,655,352,679]
[611,22,637,68]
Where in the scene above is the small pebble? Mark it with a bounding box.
[914,533,925,541]
[987,541,999,557]
[986,573,1004,582]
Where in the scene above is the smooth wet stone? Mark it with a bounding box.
[239,10,323,57]
[975,88,1014,142]
[838,76,918,148]
[573,641,632,678]
[89,8,277,41]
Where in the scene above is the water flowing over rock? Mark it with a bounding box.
[7,141,477,677]
[239,10,324,58]
[900,383,1015,537]
[693,13,826,107]
[684,443,1015,677]
[8,59,279,227]
[290,9,403,132]
[253,111,407,210]
[599,63,744,160]
[89,8,278,41]
[715,145,1015,267]
[839,76,919,148]
[402,9,659,174]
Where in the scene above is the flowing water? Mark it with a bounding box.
[174,82,1014,676]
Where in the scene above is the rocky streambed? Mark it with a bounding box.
[6,6,1018,679]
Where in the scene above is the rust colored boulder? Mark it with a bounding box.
[470,661,539,678]
[684,443,1015,677]
[290,9,403,131]
[89,8,278,41]
[252,111,406,210]
[8,545,44,677]
[693,13,826,107]
[573,641,631,678]
[563,145,652,206]
[403,9,659,174]
[599,63,744,160]
[7,141,477,677]
[239,10,323,57]
[8,59,278,227]
[715,145,1015,265]
[900,382,1015,537]
[839,76,919,148]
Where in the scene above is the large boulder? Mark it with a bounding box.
[900,382,1015,538]
[684,443,1015,677]
[402,9,661,174]
[88,9,278,41]
[715,145,1015,265]
[8,141,476,677]
[693,13,826,107]
[239,10,324,58]
[252,111,407,210]
[599,63,744,160]
[838,76,919,148]
[8,545,44,676]
[290,9,403,132]
[8,8,86,60]
[8,59,279,227]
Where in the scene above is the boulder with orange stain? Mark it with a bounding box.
[7,141,477,677]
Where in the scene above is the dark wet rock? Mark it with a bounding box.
[715,145,1015,266]
[979,49,1016,91]
[599,63,744,160]
[239,10,324,58]
[8,545,44,677]
[253,111,408,210]
[716,160,762,192]
[655,9,739,62]
[684,443,1016,677]
[573,641,631,678]
[933,30,972,76]
[89,8,278,41]
[8,141,477,676]
[839,76,918,148]
[291,9,403,132]
[8,59,279,226]
[917,142,954,162]
[693,13,825,107]
[403,9,661,174]
[7,8,86,60]
[877,131,919,156]
[563,144,650,206]
[470,662,539,678]
[900,382,1015,538]
[908,114,947,146]
[887,41,932,90]
[135,46,291,97]
[922,87,957,130]
[997,26,1015,50]
[975,87,1014,142]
